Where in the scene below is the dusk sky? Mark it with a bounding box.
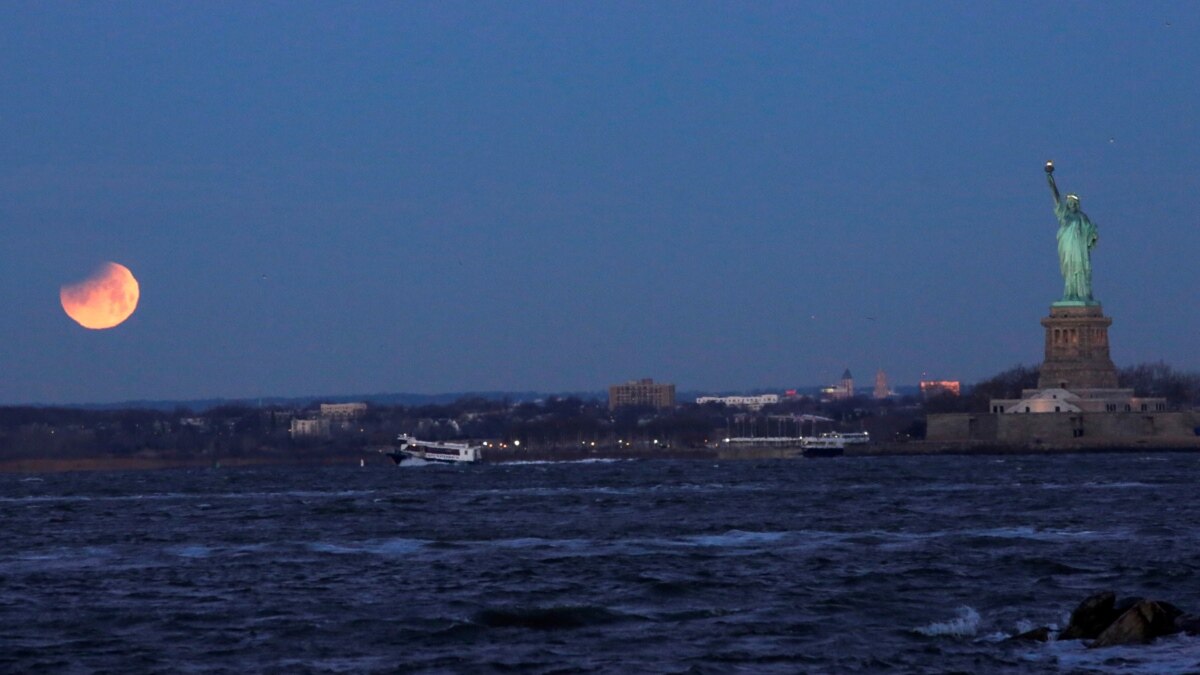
[3,2,1199,405]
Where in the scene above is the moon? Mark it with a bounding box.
[60,262,140,330]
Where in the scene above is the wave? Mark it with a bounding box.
[1037,481,1159,490]
[485,537,592,550]
[470,605,633,630]
[11,546,114,563]
[680,530,788,547]
[961,526,1128,542]
[169,544,212,558]
[1042,632,1200,673]
[0,489,377,504]
[503,458,632,465]
[913,606,981,637]
[305,538,428,556]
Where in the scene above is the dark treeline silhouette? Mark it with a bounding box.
[925,362,1200,415]
[1118,361,1200,405]
[0,391,931,461]
[19,364,1191,460]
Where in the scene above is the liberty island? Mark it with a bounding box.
[924,163,1199,448]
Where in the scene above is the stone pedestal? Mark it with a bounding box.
[1038,304,1119,390]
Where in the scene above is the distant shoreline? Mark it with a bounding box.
[855,439,1200,456]
[0,454,372,474]
[5,439,1200,473]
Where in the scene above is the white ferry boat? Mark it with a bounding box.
[386,434,482,464]
[801,432,868,457]
[836,431,870,445]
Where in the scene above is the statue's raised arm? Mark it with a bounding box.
[1045,160,1061,206]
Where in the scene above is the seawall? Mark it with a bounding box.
[850,438,1200,456]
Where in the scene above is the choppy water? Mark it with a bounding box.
[3,454,1200,673]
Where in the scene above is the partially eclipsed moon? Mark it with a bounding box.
[60,262,140,330]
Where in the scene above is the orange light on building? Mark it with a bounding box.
[920,380,962,398]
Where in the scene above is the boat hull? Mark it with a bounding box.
[388,448,479,464]
[802,446,845,458]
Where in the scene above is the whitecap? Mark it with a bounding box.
[367,538,428,555]
[962,526,1129,542]
[1043,632,1200,673]
[485,537,591,550]
[681,530,788,547]
[306,538,429,556]
[306,542,360,554]
[504,458,631,465]
[978,631,1011,643]
[171,544,212,558]
[1038,481,1157,490]
[913,606,980,637]
[395,458,433,467]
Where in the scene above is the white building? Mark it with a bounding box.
[319,402,368,419]
[695,394,780,411]
[990,388,1167,414]
[290,418,331,438]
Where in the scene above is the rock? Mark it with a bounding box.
[1157,600,1184,624]
[1007,626,1051,642]
[1113,595,1144,616]
[1089,600,1179,648]
[1059,591,1117,640]
[1174,613,1200,636]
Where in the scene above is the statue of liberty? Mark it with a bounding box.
[1045,161,1098,304]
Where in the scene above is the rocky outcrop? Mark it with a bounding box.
[1053,591,1190,648]
[1174,614,1200,636]
[1088,600,1181,649]
[1059,591,1117,640]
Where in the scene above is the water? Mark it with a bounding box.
[3,454,1200,673]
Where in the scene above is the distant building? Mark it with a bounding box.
[695,394,779,411]
[179,417,208,430]
[319,402,367,419]
[608,378,675,410]
[920,380,961,399]
[873,369,891,399]
[824,369,855,400]
[290,418,330,438]
[987,388,1166,415]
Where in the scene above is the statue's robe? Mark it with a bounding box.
[1054,202,1098,302]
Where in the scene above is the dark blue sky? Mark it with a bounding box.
[3,2,1198,404]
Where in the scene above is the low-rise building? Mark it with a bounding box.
[920,380,961,399]
[695,394,779,411]
[988,388,1166,414]
[290,418,331,438]
[319,402,368,419]
[179,417,208,430]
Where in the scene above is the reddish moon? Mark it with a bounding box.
[60,262,141,330]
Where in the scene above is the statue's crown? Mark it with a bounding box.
[1066,193,1079,201]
